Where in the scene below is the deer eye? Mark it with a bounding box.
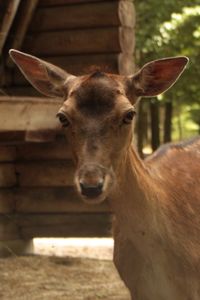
[123,109,136,124]
[56,112,70,127]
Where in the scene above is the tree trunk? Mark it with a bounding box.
[150,99,160,151]
[164,101,173,143]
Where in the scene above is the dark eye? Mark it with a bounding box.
[123,110,136,124]
[56,112,70,127]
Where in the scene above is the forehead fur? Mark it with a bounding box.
[74,72,117,116]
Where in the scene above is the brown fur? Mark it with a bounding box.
[10,50,194,300]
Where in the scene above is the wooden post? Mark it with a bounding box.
[0,214,34,257]
[0,240,34,257]
[0,0,21,54]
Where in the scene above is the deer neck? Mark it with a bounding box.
[109,145,160,239]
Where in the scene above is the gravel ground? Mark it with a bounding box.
[0,238,130,300]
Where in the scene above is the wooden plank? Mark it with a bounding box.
[39,0,105,6]
[0,0,21,53]
[7,0,39,68]
[0,215,19,241]
[30,1,134,32]
[0,163,16,187]
[0,190,15,213]
[3,86,44,97]
[0,145,16,161]
[0,97,62,132]
[16,160,75,187]
[16,138,72,160]
[24,27,134,56]
[16,213,112,238]
[0,187,110,213]
[0,131,26,144]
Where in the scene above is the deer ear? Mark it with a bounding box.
[129,57,189,98]
[9,49,76,97]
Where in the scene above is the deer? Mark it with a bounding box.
[9,49,200,300]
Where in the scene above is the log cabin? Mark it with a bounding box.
[0,0,135,256]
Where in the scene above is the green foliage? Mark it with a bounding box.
[135,0,200,138]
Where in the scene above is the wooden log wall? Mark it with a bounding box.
[4,0,135,96]
[0,139,112,240]
[0,0,135,251]
[0,96,111,245]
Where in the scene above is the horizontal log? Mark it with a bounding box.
[30,1,135,32]
[16,138,72,160]
[17,213,112,238]
[0,187,110,213]
[39,0,108,6]
[5,86,43,97]
[0,216,20,241]
[0,131,27,144]
[0,164,16,187]
[24,27,135,56]
[0,96,62,133]
[0,193,15,213]
[16,160,75,187]
[0,146,17,161]
[0,137,71,159]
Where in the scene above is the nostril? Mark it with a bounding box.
[80,182,103,198]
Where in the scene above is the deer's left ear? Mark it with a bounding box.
[9,49,76,98]
[126,57,189,100]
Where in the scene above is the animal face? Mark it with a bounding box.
[57,72,136,203]
[9,49,188,203]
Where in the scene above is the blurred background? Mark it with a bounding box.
[135,0,200,155]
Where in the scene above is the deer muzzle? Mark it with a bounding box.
[75,163,114,204]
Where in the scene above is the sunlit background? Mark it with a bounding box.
[135,1,200,155]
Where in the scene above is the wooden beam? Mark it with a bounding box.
[0,96,62,135]
[0,215,20,241]
[7,0,39,67]
[0,145,17,162]
[15,160,75,187]
[16,138,72,160]
[0,187,110,213]
[30,1,135,32]
[15,213,112,238]
[0,163,16,187]
[0,0,21,54]
[39,0,104,6]
[0,213,112,239]
[0,137,72,160]
[24,27,135,56]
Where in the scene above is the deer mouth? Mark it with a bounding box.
[75,163,115,204]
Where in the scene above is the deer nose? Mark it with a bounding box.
[77,163,105,198]
[80,181,103,198]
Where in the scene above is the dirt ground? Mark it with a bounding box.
[0,239,130,300]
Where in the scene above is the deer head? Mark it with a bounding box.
[9,49,188,204]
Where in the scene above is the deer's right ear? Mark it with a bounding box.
[9,49,76,98]
[125,56,188,103]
